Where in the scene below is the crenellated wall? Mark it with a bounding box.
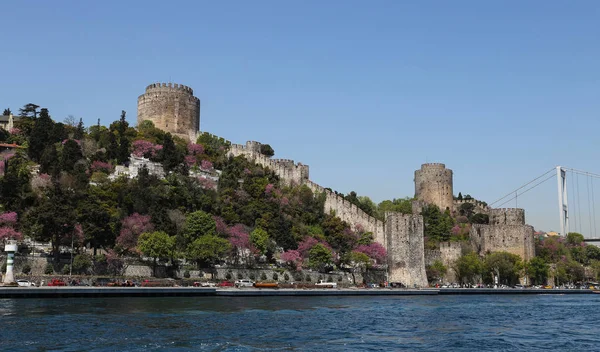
[424,241,465,283]
[415,163,454,211]
[228,142,309,186]
[137,82,201,142]
[489,208,525,225]
[304,180,385,245]
[385,212,428,287]
[469,223,535,261]
[453,199,491,215]
[229,141,385,246]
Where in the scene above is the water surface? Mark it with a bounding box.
[1,295,598,351]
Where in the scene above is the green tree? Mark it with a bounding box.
[453,252,484,284]
[426,260,447,284]
[259,144,274,157]
[137,231,175,276]
[74,118,85,140]
[0,153,33,212]
[186,235,231,270]
[421,205,454,242]
[28,108,55,162]
[525,257,549,285]
[484,252,523,286]
[377,198,413,218]
[19,103,39,118]
[184,210,216,242]
[72,254,92,274]
[469,213,489,225]
[308,243,333,272]
[161,133,183,172]
[347,251,371,285]
[566,232,584,245]
[250,227,269,255]
[60,139,83,173]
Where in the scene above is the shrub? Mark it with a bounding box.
[1,262,6,273]
[249,273,256,280]
[338,276,342,282]
[72,254,92,274]
[305,275,311,282]
[22,263,31,274]
[184,270,191,278]
[272,273,278,281]
[225,272,232,280]
[44,263,54,275]
[260,272,267,280]
[61,264,70,275]
[328,275,333,282]
[237,273,243,279]
[294,273,303,281]
[284,273,289,281]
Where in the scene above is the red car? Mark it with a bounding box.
[47,279,67,286]
[217,281,234,287]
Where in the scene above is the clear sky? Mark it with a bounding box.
[1,1,599,233]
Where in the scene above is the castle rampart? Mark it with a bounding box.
[415,163,453,211]
[385,212,428,287]
[137,82,200,142]
[453,199,491,214]
[469,223,534,261]
[489,208,525,225]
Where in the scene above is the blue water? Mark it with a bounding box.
[0,295,598,351]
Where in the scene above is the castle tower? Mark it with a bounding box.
[137,83,200,142]
[414,163,453,212]
[385,212,428,287]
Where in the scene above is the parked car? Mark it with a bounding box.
[235,279,255,288]
[47,279,66,286]
[217,281,234,287]
[315,280,337,288]
[16,279,36,287]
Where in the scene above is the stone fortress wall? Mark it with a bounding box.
[227,141,386,245]
[133,82,536,287]
[469,208,535,261]
[228,141,309,186]
[415,163,454,211]
[137,83,201,142]
[385,213,428,287]
[424,241,466,283]
[453,199,491,215]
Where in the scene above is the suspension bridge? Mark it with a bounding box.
[489,166,600,244]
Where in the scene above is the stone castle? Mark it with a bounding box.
[137,83,535,286]
[137,83,200,142]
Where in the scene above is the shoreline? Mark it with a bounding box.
[0,287,596,298]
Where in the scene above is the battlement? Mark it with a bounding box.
[420,163,446,169]
[145,82,194,95]
[414,163,453,211]
[137,82,201,142]
[489,208,525,225]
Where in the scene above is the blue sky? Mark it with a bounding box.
[1,1,599,233]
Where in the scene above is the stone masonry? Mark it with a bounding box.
[385,212,428,287]
[137,83,200,142]
[415,163,454,212]
[469,208,535,261]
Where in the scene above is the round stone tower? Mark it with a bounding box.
[137,83,200,142]
[414,163,454,212]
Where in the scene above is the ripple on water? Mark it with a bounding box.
[1,295,600,351]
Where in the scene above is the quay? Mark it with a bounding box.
[0,287,596,298]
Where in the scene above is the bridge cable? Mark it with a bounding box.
[489,168,555,207]
[570,169,577,233]
[587,175,593,238]
[592,178,597,238]
[495,173,555,208]
[576,173,583,234]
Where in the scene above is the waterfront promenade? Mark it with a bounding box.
[0,286,595,298]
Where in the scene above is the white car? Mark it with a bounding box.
[235,279,255,288]
[16,279,36,287]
